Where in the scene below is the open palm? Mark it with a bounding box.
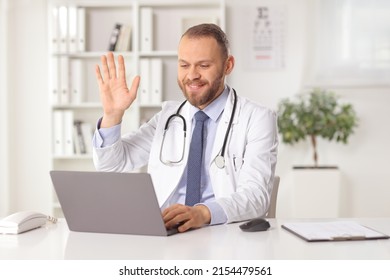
[95,52,140,127]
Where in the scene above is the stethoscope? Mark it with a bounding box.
[159,89,237,169]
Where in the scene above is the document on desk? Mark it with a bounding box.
[282,221,390,242]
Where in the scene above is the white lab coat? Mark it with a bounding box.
[93,87,278,223]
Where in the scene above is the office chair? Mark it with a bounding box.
[266,176,280,218]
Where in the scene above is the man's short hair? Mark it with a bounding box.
[182,23,230,60]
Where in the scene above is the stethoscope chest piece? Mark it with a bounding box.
[215,155,225,169]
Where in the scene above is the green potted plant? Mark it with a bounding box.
[277,88,358,168]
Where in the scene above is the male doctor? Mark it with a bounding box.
[93,24,278,233]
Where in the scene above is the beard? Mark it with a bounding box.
[178,74,225,109]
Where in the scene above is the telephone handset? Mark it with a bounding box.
[0,211,57,234]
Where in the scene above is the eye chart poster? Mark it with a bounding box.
[243,2,286,70]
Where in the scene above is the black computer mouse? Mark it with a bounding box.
[239,218,270,232]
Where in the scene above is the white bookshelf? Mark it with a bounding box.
[48,0,225,216]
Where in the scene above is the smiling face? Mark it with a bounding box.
[177,35,234,110]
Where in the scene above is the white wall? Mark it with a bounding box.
[0,0,9,216]
[6,0,52,214]
[226,0,390,218]
[4,0,390,218]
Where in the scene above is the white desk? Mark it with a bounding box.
[1,218,390,260]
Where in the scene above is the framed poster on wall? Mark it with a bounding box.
[242,1,286,71]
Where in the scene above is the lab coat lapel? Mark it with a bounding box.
[153,101,192,206]
[210,89,240,163]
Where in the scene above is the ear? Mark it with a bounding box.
[225,55,235,75]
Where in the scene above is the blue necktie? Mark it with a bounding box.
[185,111,209,206]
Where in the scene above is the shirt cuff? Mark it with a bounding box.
[199,201,228,225]
[92,117,122,148]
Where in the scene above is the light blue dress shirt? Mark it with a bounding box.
[93,87,230,225]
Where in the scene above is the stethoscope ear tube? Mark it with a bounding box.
[163,99,187,131]
[164,113,186,131]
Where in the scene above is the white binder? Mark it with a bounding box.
[139,58,163,106]
[62,110,74,156]
[139,58,150,105]
[51,57,60,105]
[70,59,85,104]
[150,58,163,105]
[58,6,68,53]
[53,111,64,156]
[68,6,78,53]
[50,6,60,53]
[140,8,153,52]
[59,56,70,104]
[77,7,86,52]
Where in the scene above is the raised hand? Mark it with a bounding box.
[95,52,140,128]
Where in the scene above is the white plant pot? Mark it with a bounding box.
[292,166,340,218]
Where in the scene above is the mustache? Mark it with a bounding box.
[184,79,207,86]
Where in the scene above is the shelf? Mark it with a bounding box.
[52,103,102,109]
[52,51,134,58]
[139,51,177,57]
[53,154,93,160]
[138,0,222,9]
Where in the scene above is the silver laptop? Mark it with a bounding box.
[50,171,178,236]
